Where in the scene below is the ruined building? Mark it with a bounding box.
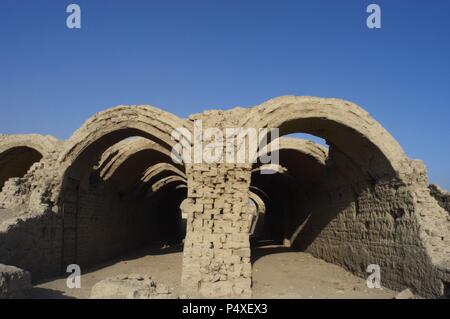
[0,96,449,298]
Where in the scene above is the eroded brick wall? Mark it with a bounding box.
[0,210,63,281]
[429,184,450,215]
[300,179,442,297]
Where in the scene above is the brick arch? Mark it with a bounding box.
[98,137,177,181]
[53,105,190,198]
[53,105,190,269]
[248,190,266,236]
[243,96,411,179]
[142,163,186,185]
[0,134,59,157]
[151,175,187,193]
[92,137,187,196]
[0,134,60,190]
[254,137,329,188]
[59,105,191,168]
[257,137,328,166]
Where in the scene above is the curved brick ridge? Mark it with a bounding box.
[243,96,412,179]
[96,137,176,181]
[257,137,328,166]
[142,163,187,184]
[52,105,190,201]
[248,191,266,235]
[251,164,287,174]
[0,135,63,210]
[151,175,187,193]
[0,134,61,158]
[59,105,191,165]
[0,134,62,190]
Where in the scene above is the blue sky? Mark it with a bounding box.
[0,0,449,188]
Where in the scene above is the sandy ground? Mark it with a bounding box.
[29,245,397,299]
[251,245,396,299]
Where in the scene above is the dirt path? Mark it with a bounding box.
[252,246,396,299]
[29,246,183,299]
[29,245,396,299]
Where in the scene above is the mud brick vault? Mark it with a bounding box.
[0,96,449,298]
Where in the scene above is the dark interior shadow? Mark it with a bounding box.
[251,163,363,255]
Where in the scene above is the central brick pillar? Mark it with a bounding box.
[181,162,253,298]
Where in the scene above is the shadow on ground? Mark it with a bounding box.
[27,287,77,299]
[251,240,297,264]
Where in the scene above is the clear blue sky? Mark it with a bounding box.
[0,0,449,188]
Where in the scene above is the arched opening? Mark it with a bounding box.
[250,135,398,297]
[53,106,190,295]
[251,165,312,248]
[246,97,408,297]
[59,132,188,271]
[0,146,43,191]
[251,138,328,245]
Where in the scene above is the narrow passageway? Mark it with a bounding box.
[58,134,188,281]
[248,135,396,297]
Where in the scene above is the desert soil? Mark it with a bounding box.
[29,245,397,299]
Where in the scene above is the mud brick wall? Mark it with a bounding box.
[299,178,447,298]
[181,163,253,298]
[75,186,148,267]
[70,181,169,268]
[0,209,63,281]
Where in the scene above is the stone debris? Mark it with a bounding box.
[90,274,176,299]
[0,264,32,299]
[394,289,415,299]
